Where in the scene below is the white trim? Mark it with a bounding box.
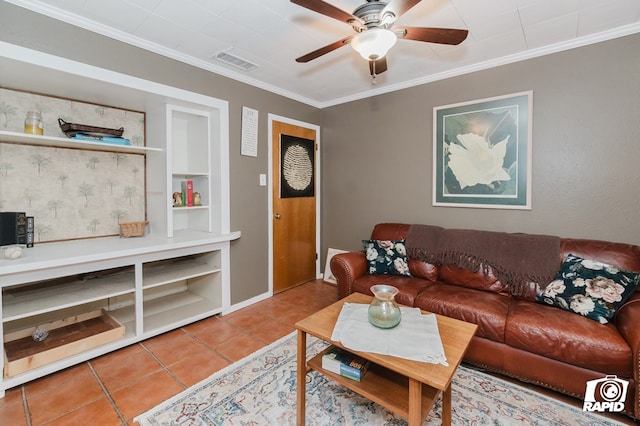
[321,22,640,108]
[223,291,271,315]
[267,114,322,295]
[3,0,320,108]
[6,0,639,109]
[0,41,228,109]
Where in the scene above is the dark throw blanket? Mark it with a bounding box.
[405,225,561,296]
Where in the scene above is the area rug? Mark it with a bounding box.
[135,332,626,426]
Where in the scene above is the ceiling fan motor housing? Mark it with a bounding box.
[351,1,394,31]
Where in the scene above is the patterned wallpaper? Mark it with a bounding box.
[0,88,146,242]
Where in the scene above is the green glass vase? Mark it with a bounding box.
[368,284,401,329]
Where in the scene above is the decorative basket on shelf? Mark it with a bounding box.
[119,221,148,238]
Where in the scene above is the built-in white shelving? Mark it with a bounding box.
[147,105,218,237]
[0,42,239,397]
[0,233,238,395]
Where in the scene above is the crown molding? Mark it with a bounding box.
[4,0,323,107]
[318,21,640,108]
[6,0,640,109]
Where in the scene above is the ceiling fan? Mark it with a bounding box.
[291,0,468,80]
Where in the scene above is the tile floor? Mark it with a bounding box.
[0,279,635,425]
[0,279,339,425]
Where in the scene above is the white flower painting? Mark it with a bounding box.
[433,91,532,209]
[448,133,511,189]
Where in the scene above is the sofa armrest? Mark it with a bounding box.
[614,292,640,418]
[330,251,367,299]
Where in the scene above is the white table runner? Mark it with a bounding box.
[331,302,448,365]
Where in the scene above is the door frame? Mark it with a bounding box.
[267,114,321,294]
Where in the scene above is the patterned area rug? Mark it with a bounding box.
[135,332,626,426]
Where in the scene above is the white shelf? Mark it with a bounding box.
[173,172,209,177]
[172,205,209,211]
[108,305,136,331]
[143,258,220,289]
[0,130,162,154]
[143,290,221,333]
[2,271,135,322]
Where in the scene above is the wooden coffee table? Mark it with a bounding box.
[295,292,477,426]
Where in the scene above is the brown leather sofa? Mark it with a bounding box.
[330,223,640,418]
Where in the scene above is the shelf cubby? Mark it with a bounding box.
[2,268,135,322]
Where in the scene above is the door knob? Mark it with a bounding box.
[274,213,282,219]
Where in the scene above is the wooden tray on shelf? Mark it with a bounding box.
[58,118,124,138]
[3,309,124,377]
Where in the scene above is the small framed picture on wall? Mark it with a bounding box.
[323,248,348,285]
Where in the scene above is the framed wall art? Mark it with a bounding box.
[323,247,348,285]
[433,91,532,209]
[279,134,315,198]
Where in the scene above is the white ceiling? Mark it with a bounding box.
[6,0,640,108]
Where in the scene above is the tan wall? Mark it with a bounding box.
[321,33,640,253]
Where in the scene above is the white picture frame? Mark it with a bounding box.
[323,248,348,285]
[433,91,533,209]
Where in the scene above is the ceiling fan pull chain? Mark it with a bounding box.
[371,61,377,85]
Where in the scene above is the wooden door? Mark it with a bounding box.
[272,120,317,293]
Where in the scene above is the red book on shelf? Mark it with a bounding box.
[184,180,194,207]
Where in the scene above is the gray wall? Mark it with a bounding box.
[321,33,640,252]
[0,3,322,304]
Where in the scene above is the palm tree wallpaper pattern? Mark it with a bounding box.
[0,88,145,242]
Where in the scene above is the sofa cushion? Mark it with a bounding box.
[352,275,433,307]
[363,239,411,276]
[506,300,632,376]
[561,238,640,272]
[438,264,509,295]
[370,223,437,280]
[536,254,640,324]
[370,223,410,241]
[408,259,438,281]
[413,284,511,342]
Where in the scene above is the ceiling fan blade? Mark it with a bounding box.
[295,36,353,63]
[290,0,358,24]
[380,0,422,20]
[368,57,388,76]
[397,27,468,45]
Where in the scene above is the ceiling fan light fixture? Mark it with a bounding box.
[350,28,397,61]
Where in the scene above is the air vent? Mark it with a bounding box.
[213,51,259,71]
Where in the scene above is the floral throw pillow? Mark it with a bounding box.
[363,239,411,276]
[536,254,640,324]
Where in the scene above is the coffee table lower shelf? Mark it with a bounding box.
[307,345,441,423]
[295,293,475,426]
